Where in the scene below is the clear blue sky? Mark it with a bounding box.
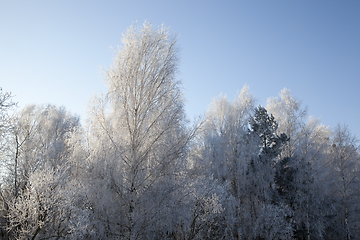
[1,0,360,138]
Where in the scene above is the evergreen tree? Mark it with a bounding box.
[245,106,292,239]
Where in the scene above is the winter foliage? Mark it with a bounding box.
[0,22,360,239]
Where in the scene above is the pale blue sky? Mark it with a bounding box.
[1,0,360,138]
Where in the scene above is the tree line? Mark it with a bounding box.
[0,22,359,240]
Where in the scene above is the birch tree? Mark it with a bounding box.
[4,104,79,196]
[290,118,330,240]
[77,22,196,239]
[268,90,330,239]
[196,86,255,239]
[0,88,16,238]
[326,124,360,240]
[267,88,307,158]
[3,104,79,239]
[199,86,255,186]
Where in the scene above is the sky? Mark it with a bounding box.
[1,0,360,138]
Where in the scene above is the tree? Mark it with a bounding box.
[249,106,289,159]
[0,88,16,184]
[326,124,360,240]
[290,118,330,240]
[74,22,196,239]
[267,88,307,158]
[198,86,255,185]
[245,106,290,239]
[3,104,79,240]
[0,88,16,238]
[194,86,255,238]
[268,90,330,240]
[4,104,79,196]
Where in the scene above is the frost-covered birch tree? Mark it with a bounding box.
[75,22,196,239]
[3,105,79,196]
[267,88,307,158]
[291,118,330,240]
[198,86,255,185]
[268,90,330,239]
[2,105,79,239]
[0,88,16,238]
[326,124,360,240]
[195,86,256,238]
